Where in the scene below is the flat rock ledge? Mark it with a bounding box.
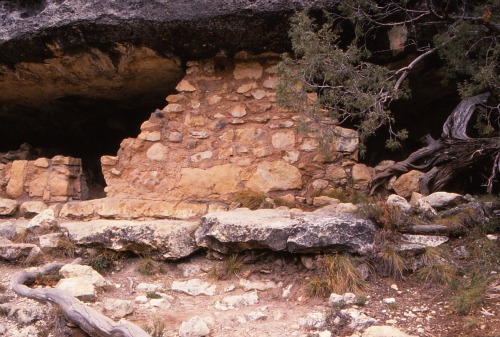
[60,220,199,261]
[195,209,376,255]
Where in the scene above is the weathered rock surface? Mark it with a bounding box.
[0,198,17,216]
[102,298,134,319]
[179,316,210,337]
[171,279,216,296]
[60,198,208,220]
[421,192,466,209]
[0,237,39,261]
[60,219,199,260]
[393,170,424,198]
[195,209,376,255]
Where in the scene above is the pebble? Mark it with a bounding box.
[383,298,396,304]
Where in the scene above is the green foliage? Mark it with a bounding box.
[452,274,490,315]
[278,1,499,153]
[146,292,162,299]
[87,248,124,274]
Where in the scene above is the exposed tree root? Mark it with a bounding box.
[11,262,151,337]
[370,93,499,195]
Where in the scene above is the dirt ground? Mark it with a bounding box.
[1,248,499,337]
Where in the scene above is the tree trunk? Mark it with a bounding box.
[11,262,151,337]
[370,93,499,195]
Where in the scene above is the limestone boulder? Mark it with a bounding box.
[386,194,412,212]
[60,219,199,260]
[60,198,207,220]
[421,192,466,209]
[393,170,424,198]
[19,201,48,217]
[103,298,134,319]
[0,238,39,261]
[331,127,359,153]
[247,161,302,193]
[0,221,16,240]
[179,316,210,337]
[59,264,108,287]
[0,198,17,216]
[56,277,96,302]
[195,209,376,255]
[352,164,372,185]
[27,208,56,230]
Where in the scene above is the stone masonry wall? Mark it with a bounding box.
[100,52,372,207]
[0,156,88,203]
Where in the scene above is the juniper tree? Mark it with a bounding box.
[278,0,499,193]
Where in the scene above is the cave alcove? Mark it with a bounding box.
[0,46,184,199]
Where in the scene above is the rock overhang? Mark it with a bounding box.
[0,0,331,65]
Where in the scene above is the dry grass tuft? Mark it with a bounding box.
[305,278,330,297]
[318,254,366,294]
[233,190,268,210]
[416,262,456,287]
[143,317,166,337]
[377,247,406,280]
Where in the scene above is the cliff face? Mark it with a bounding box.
[0,0,328,64]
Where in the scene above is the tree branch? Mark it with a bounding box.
[11,262,151,337]
[394,48,437,91]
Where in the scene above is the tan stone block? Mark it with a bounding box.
[235,128,269,146]
[101,156,118,166]
[147,143,167,161]
[282,151,299,164]
[138,131,161,141]
[191,150,213,162]
[28,171,49,198]
[166,94,185,103]
[233,62,263,79]
[326,166,347,180]
[300,138,318,152]
[352,164,373,185]
[48,175,70,197]
[263,76,279,89]
[168,132,183,143]
[393,170,424,198]
[312,179,329,190]
[236,82,257,94]
[33,158,50,168]
[51,156,81,166]
[6,160,27,198]
[313,196,340,207]
[176,79,196,92]
[185,114,207,127]
[229,104,247,118]
[271,131,295,150]
[252,147,273,158]
[331,126,359,153]
[251,90,267,100]
[163,103,184,113]
[207,95,222,105]
[177,164,242,198]
[270,121,294,129]
[247,161,302,193]
[218,147,234,159]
